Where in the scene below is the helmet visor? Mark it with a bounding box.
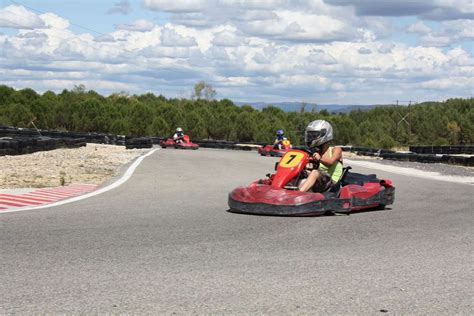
[306,129,326,141]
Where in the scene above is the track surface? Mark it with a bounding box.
[1,148,472,314]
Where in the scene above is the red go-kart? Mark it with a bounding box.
[258,140,292,157]
[229,147,395,216]
[160,135,199,150]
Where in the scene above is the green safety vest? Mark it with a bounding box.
[318,147,343,183]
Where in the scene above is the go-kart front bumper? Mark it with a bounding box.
[228,185,351,216]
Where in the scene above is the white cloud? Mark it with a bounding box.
[108,0,132,15]
[140,45,200,58]
[143,0,207,13]
[212,30,244,47]
[169,12,211,27]
[415,19,474,47]
[0,5,45,29]
[40,13,70,31]
[146,1,364,44]
[419,33,453,47]
[236,10,355,42]
[160,26,198,47]
[420,77,473,90]
[378,42,395,54]
[235,9,278,22]
[116,19,154,32]
[0,1,472,103]
[206,46,231,61]
[325,0,474,20]
[358,47,372,54]
[407,21,432,34]
[442,19,474,40]
[218,0,287,10]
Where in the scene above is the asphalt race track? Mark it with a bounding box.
[1,148,472,314]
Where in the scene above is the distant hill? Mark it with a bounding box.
[234,101,391,113]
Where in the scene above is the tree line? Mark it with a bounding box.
[0,84,472,149]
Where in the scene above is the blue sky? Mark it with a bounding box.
[0,0,472,104]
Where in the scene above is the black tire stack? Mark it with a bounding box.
[340,145,473,166]
[0,136,87,156]
[409,145,474,155]
[125,137,153,149]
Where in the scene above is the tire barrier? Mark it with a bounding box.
[1,125,471,166]
[0,125,126,146]
[379,152,473,167]
[340,146,395,157]
[340,145,473,166]
[125,137,153,149]
[0,136,86,156]
[409,145,474,155]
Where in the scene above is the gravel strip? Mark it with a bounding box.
[0,144,151,189]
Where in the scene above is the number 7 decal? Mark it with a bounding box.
[279,152,304,168]
[287,154,297,164]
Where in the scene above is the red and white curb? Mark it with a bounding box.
[0,184,98,211]
[0,148,158,214]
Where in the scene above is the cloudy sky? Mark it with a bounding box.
[0,0,472,104]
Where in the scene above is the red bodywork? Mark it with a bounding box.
[229,149,395,216]
[258,143,292,157]
[234,150,328,206]
[271,150,309,188]
[340,179,394,211]
[160,135,199,150]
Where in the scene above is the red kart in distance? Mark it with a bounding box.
[229,147,395,216]
[258,140,292,157]
[160,135,199,150]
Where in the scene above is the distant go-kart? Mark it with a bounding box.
[160,135,199,150]
[229,147,395,216]
[258,140,292,157]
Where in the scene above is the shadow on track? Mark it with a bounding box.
[225,207,392,217]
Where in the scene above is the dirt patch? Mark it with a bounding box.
[0,144,150,189]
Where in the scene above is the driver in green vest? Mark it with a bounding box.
[299,120,343,193]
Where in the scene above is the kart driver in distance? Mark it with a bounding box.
[173,127,185,144]
[299,120,343,193]
[273,129,288,149]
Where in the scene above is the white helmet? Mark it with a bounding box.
[176,127,183,132]
[305,120,333,148]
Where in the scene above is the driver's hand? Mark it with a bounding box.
[312,153,321,161]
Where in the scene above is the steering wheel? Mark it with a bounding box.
[291,146,321,168]
[291,146,313,155]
